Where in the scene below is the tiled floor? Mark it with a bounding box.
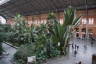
[44,39,96,64]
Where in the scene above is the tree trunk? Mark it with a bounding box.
[60,42,64,55]
[0,43,3,55]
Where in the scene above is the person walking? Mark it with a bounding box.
[74,50,77,57]
[75,44,77,50]
[78,61,81,64]
[76,61,82,64]
[72,43,74,49]
[77,45,79,50]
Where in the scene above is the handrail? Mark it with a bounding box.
[3,42,18,49]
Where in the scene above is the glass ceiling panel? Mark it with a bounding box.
[0,0,10,5]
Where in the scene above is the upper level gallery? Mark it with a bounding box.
[6,9,96,27]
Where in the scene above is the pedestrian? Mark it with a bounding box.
[74,50,77,57]
[91,40,94,46]
[78,61,81,64]
[77,45,79,50]
[72,43,74,49]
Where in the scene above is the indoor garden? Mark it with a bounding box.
[0,0,96,64]
[0,7,81,64]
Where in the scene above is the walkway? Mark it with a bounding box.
[44,39,96,64]
[0,43,17,64]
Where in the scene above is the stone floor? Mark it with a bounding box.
[0,39,96,64]
[44,38,96,64]
[0,43,16,64]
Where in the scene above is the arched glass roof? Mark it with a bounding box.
[0,0,96,19]
[0,0,10,5]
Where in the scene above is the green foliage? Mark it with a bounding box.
[0,24,11,55]
[46,7,81,55]
[0,43,3,55]
[14,7,80,64]
[47,12,56,20]
[64,7,80,26]
[14,43,60,64]
[0,24,11,32]
[9,14,36,46]
[14,24,60,64]
[35,24,60,59]
[14,43,36,64]
[0,24,11,41]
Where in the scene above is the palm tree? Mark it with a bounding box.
[48,7,81,55]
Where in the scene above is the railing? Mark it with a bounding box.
[3,42,18,49]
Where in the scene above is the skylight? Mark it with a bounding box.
[0,0,10,5]
[0,16,6,24]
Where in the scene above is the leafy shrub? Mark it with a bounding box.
[0,24,11,55]
[14,43,36,64]
[13,7,80,64]
[8,14,37,46]
[14,43,60,64]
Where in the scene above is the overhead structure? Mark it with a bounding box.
[0,0,96,18]
[0,0,10,5]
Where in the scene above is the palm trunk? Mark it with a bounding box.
[63,38,69,55]
[0,43,3,55]
[59,42,64,55]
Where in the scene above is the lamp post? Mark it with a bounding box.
[85,0,89,39]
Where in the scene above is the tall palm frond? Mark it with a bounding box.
[49,7,81,55]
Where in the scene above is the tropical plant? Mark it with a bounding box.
[0,24,11,55]
[47,7,81,55]
[14,43,36,64]
[14,7,80,64]
[35,24,60,59]
[14,24,60,64]
[10,14,36,46]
